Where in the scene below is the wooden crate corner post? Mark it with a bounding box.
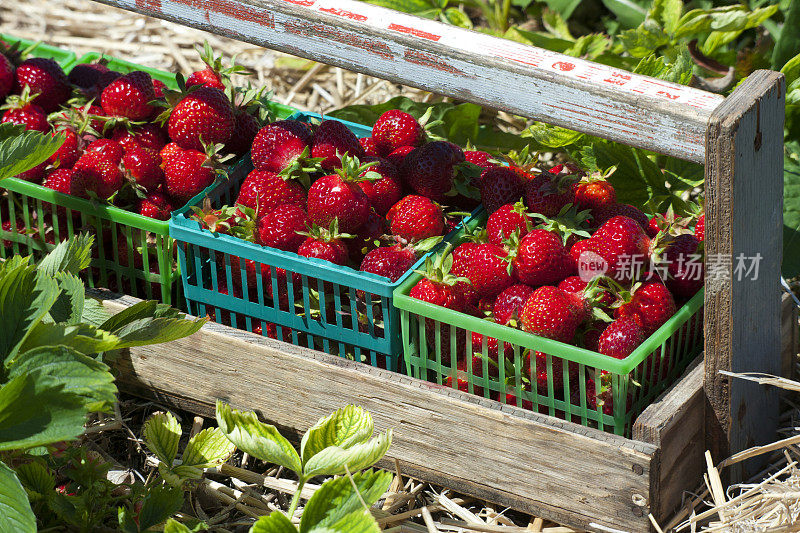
[705,70,786,479]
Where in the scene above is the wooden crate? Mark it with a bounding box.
[82,0,788,529]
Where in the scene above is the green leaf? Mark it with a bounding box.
[651,0,683,35]
[675,5,777,39]
[49,272,85,325]
[18,322,121,355]
[523,123,584,149]
[37,233,94,277]
[617,21,671,58]
[143,412,182,466]
[8,346,117,413]
[250,511,298,533]
[173,427,236,481]
[781,53,800,89]
[111,316,205,349]
[99,300,158,332]
[633,50,693,85]
[164,518,193,533]
[601,0,648,29]
[0,124,64,181]
[442,7,472,29]
[15,460,54,499]
[542,8,573,40]
[300,406,375,464]
[541,0,582,21]
[81,297,111,327]
[0,374,86,451]
[361,0,431,12]
[0,260,60,363]
[783,143,800,277]
[136,483,185,531]
[299,469,392,533]
[215,401,302,474]
[772,0,800,70]
[0,460,36,533]
[564,34,610,60]
[503,27,573,53]
[302,429,392,478]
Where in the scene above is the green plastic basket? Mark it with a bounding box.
[171,112,477,371]
[0,33,77,70]
[75,53,299,119]
[394,214,705,437]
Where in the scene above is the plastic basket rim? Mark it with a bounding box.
[1,33,77,69]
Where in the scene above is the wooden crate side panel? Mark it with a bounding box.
[704,70,785,479]
[99,293,656,532]
[92,0,721,162]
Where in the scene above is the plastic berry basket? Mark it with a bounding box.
[170,112,477,371]
[0,33,77,70]
[394,213,705,437]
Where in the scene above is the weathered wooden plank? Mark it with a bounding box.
[781,292,798,380]
[633,359,705,522]
[704,70,785,480]
[97,291,657,532]
[90,0,722,162]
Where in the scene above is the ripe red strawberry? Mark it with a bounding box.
[255,203,309,252]
[137,191,173,220]
[356,157,402,216]
[401,141,464,201]
[159,142,184,168]
[359,245,416,282]
[251,120,314,173]
[111,124,168,153]
[519,285,584,343]
[493,284,535,325]
[524,173,576,217]
[152,79,167,98]
[0,52,13,99]
[67,61,109,91]
[1,92,49,132]
[96,70,122,94]
[372,110,424,153]
[574,179,616,213]
[661,234,704,298]
[460,243,514,298]
[163,148,217,204]
[410,269,465,311]
[590,215,651,281]
[557,276,614,310]
[598,316,645,358]
[387,195,444,242]
[311,119,364,170]
[386,145,415,167]
[187,67,224,90]
[360,136,385,157]
[307,155,373,233]
[486,200,529,245]
[123,145,164,191]
[42,168,75,195]
[297,221,351,265]
[226,107,260,156]
[444,360,485,396]
[348,208,386,263]
[48,128,82,169]
[14,57,69,112]
[695,213,705,242]
[525,351,567,394]
[616,281,676,335]
[464,149,496,171]
[101,70,156,120]
[593,203,650,232]
[71,150,124,199]
[187,41,243,91]
[235,170,306,218]
[471,333,510,374]
[166,86,234,151]
[478,167,525,214]
[16,163,46,182]
[508,229,574,286]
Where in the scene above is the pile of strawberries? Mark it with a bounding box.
[408,159,705,413]
[192,108,490,298]
[0,41,262,227]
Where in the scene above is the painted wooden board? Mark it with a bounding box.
[91,0,722,162]
[704,70,785,480]
[96,291,659,532]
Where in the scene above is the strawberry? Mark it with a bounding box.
[479,167,525,214]
[186,41,245,91]
[1,88,49,132]
[662,234,704,298]
[16,163,47,183]
[360,136,385,157]
[0,52,13,99]
[557,275,614,311]
[401,141,464,201]
[96,70,122,94]
[464,149,496,171]
[356,157,402,216]
[164,86,234,151]
[186,67,224,91]
[372,109,424,153]
[459,243,514,298]
[445,359,485,396]
[616,281,676,335]
[359,245,416,282]
[386,145,415,167]
[226,108,261,156]
[410,254,466,312]
[297,220,351,265]
[163,146,221,204]
[526,351,566,394]
[470,335,507,377]
[598,316,645,358]
[574,177,616,213]
[307,154,374,232]
[137,191,173,220]
[592,203,650,233]
[254,203,309,252]
[589,215,651,282]
[694,213,705,242]
[387,195,444,242]
[507,229,574,286]
[492,284,535,325]
[499,390,533,410]
[524,173,577,218]
[14,57,69,112]
[47,128,82,169]
[519,285,584,343]
[486,200,529,245]
[71,150,124,199]
[159,142,184,167]
[349,208,386,263]
[111,124,168,153]
[67,61,110,91]
[251,120,314,173]
[311,119,364,170]
[234,170,306,218]
[123,145,164,191]
[42,167,75,195]
[100,70,156,120]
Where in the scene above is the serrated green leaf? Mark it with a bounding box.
[99,300,158,332]
[633,50,693,85]
[143,412,182,466]
[523,123,584,149]
[81,297,111,327]
[675,4,776,39]
[362,0,431,12]
[250,511,298,533]
[300,406,374,464]
[19,322,121,355]
[783,143,800,277]
[37,233,94,277]
[216,401,302,474]
[601,0,648,28]
[772,0,800,70]
[542,8,573,40]
[307,509,380,533]
[503,27,572,53]
[617,21,670,58]
[175,427,235,480]
[442,7,472,28]
[781,53,800,88]
[564,34,610,60]
[49,272,85,325]
[651,0,683,34]
[302,429,391,478]
[541,0,582,21]
[8,346,117,413]
[300,469,392,533]
[111,316,205,349]
[136,483,185,531]
[0,124,64,181]
[15,460,54,499]
[0,460,36,533]
[164,518,194,533]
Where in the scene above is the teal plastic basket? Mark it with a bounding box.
[0,33,77,70]
[171,112,476,370]
[394,213,705,437]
